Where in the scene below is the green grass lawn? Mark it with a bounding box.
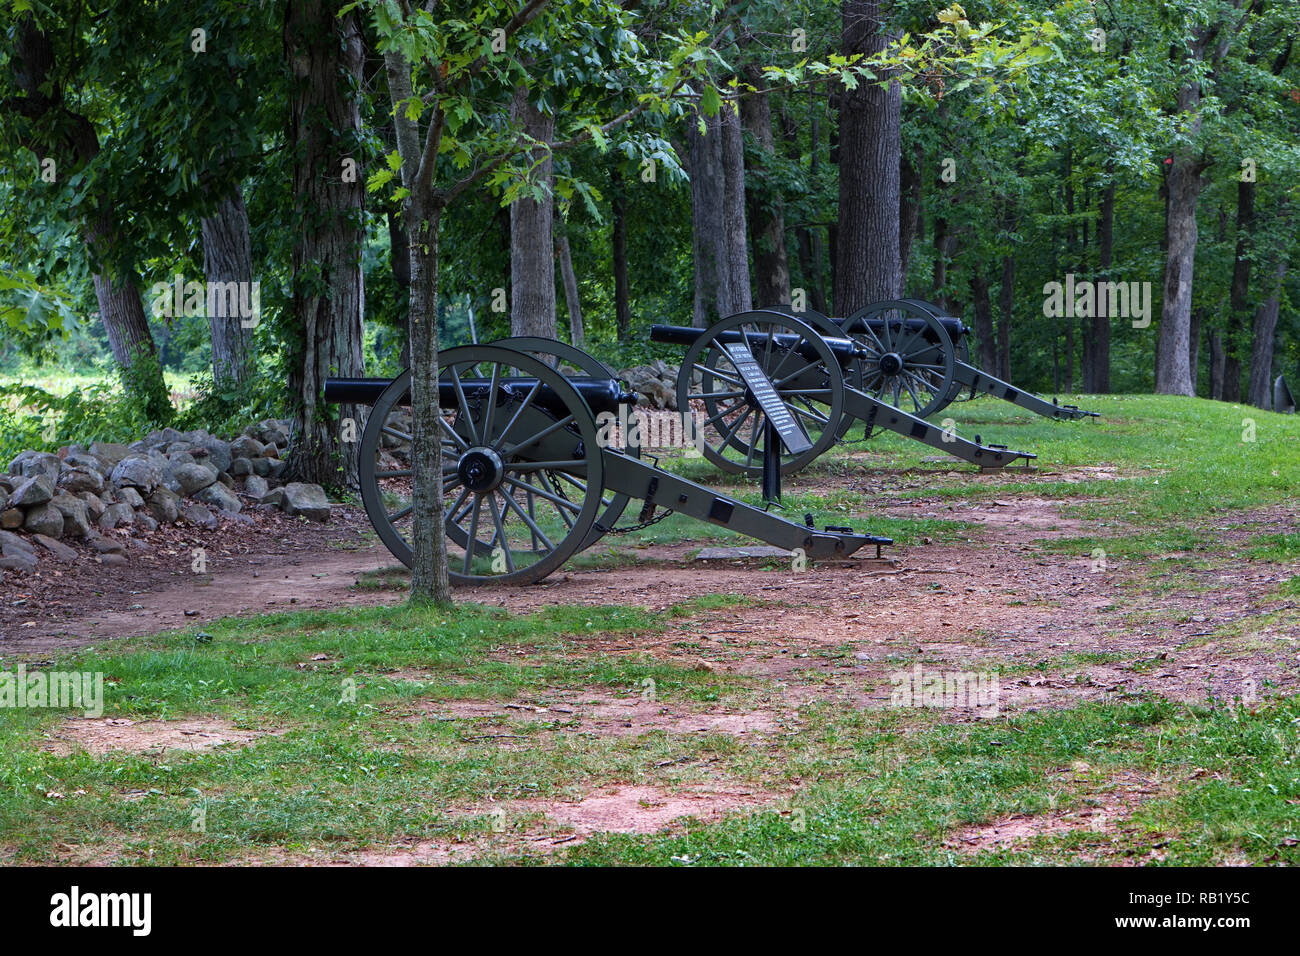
[0,393,1297,865]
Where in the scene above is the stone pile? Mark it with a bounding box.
[0,419,333,575]
[618,360,679,410]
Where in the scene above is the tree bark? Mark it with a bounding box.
[720,106,751,313]
[509,86,557,339]
[1090,180,1114,393]
[740,67,790,308]
[284,0,366,487]
[555,225,584,348]
[1156,57,1208,396]
[899,142,922,289]
[997,254,1014,381]
[1223,177,1256,402]
[12,15,170,420]
[1248,258,1288,408]
[610,164,631,341]
[1210,331,1226,399]
[836,0,902,312]
[200,186,255,387]
[688,109,729,327]
[387,207,412,365]
[970,273,995,373]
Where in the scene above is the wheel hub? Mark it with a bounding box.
[879,352,905,375]
[457,447,505,492]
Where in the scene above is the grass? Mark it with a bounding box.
[1,391,1298,865]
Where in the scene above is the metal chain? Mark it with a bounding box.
[596,507,676,536]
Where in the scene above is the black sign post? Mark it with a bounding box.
[724,341,812,504]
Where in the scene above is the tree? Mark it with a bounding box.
[284,0,367,487]
[509,85,557,338]
[836,0,902,311]
[6,10,171,420]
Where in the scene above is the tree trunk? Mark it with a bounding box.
[509,86,556,338]
[408,203,450,602]
[1249,258,1288,408]
[1155,78,1204,397]
[1091,180,1114,392]
[1222,178,1256,403]
[555,227,584,348]
[688,109,728,327]
[720,105,751,313]
[1210,332,1226,399]
[611,163,631,340]
[740,68,791,308]
[200,186,255,387]
[1189,307,1202,394]
[836,0,902,312]
[970,272,995,373]
[899,143,922,289]
[284,0,366,488]
[387,207,412,365]
[997,254,1014,381]
[13,15,170,421]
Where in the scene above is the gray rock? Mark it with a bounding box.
[268,460,288,480]
[194,483,241,514]
[135,512,159,533]
[280,482,330,522]
[58,467,104,494]
[79,492,106,520]
[250,457,273,477]
[99,503,136,530]
[181,502,219,530]
[98,552,129,567]
[11,474,55,507]
[166,449,197,467]
[63,452,111,475]
[1,508,24,529]
[23,503,64,537]
[173,462,218,495]
[117,486,146,509]
[11,451,62,482]
[0,489,6,512]
[229,457,253,476]
[0,529,36,560]
[0,553,37,574]
[258,487,285,508]
[50,493,91,538]
[0,475,12,493]
[230,435,264,459]
[33,533,77,564]
[243,475,269,499]
[195,435,232,474]
[110,456,162,493]
[146,488,181,524]
[89,441,130,466]
[87,535,126,555]
[218,509,254,525]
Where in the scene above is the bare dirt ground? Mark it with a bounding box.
[4,474,1297,863]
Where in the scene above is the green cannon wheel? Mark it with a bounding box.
[358,345,604,586]
[490,336,638,546]
[677,311,844,476]
[840,300,956,420]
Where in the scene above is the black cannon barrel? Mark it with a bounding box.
[834,314,968,339]
[650,324,861,364]
[324,376,636,417]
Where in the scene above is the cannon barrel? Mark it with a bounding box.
[650,324,862,364]
[324,376,636,417]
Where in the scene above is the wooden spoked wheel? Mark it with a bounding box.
[490,337,638,546]
[840,300,956,420]
[358,345,604,586]
[677,311,844,476]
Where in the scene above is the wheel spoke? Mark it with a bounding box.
[502,413,577,456]
[447,365,480,445]
[486,494,514,573]
[491,379,543,451]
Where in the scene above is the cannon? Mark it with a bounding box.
[651,310,1037,476]
[324,336,891,586]
[754,299,1099,423]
